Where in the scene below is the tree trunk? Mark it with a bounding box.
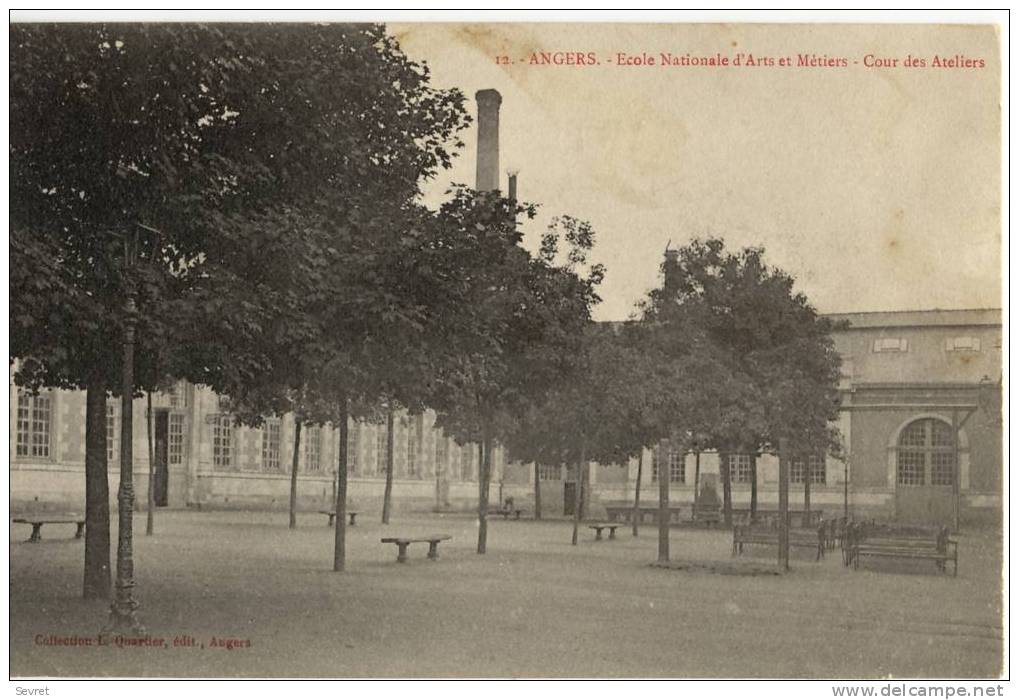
[83,378,111,599]
[750,453,758,521]
[721,451,733,527]
[631,451,643,537]
[333,396,349,572]
[107,292,142,633]
[145,392,155,537]
[693,451,701,511]
[803,458,811,528]
[571,449,586,546]
[657,440,670,563]
[477,430,492,554]
[381,409,395,524]
[289,418,302,529]
[778,437,791,571]
[533,464,542,520]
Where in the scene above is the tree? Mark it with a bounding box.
[643,239,843,562]
[10,23,470,600]
[433,204,602,554]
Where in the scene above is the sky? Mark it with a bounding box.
[391,22,1002,322]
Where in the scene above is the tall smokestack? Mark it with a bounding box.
[663,248,680,295]
[475,89,502,192]
[507,171,518,203]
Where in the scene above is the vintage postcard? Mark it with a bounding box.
[8,13,1005,686]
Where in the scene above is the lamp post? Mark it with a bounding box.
[105,222,161,635]
[105,228,145,634]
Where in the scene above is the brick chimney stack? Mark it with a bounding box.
[663,248,680,295]
[475,89,502,192]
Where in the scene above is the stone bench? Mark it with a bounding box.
[320,510,358,527]
[587,523,624,540]
[381,534,452,563]
[13,515,86,543]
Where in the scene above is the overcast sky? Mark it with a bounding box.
[393,22,1001,322]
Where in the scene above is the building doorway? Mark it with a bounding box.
[153,410,170,507]
[894,418,955,524]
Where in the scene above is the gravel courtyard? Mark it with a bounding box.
[9,510,1003,678]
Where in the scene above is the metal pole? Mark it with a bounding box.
[952,409,960,533]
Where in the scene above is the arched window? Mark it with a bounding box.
[896,418,955,486]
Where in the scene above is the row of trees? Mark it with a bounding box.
[498,239,844,566]
[10,23,603,631]
[11,23,843,635]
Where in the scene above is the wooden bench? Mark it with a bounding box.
[846,524,958,575]
[587,523,623,540]
[13,515,86,543]
[381,534,452,563]
[732,523,827,561]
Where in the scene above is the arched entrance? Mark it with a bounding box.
[893,417,959,524]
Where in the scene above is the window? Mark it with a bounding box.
[896,418,956,487]
[726,454,753,484]
[405,419,418,477]
[168,382,186,409]
[305,426,322,472]
[946,337,981,352]
[262,419,281,471]
[653,448,685,483]
[16,390,52,458]
[434,433,448,476]
[669,450,685,483]
[346,424,358,475]
[375,427,387,474]
[168,413,185,465]
[212,415,233,469]
[461,443,475,481]
[791,454,826,484]
[873,338,909,353]
[539,464,560,481]
[106,401,119,463]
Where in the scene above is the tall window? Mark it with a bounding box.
[262,419,281,471]
[212,415,233,469]
[168,413,185,465]
[897,418,956,487]
[168,382,186,409]
[791,454,826,484]
[461,443,475,481]
[652,448,685,483]
[539,464,560,481]
[305,425,322,472]
[106,401,119,463]
[346,424,358,475]
[726,454,753,484]
[434,433,447,476]
[405,420,418,477]
[16,389,52,458]
[375,426,387,475]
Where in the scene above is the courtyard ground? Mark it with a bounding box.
[9,509,1003,678]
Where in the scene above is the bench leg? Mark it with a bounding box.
[348,513,357,526]
[327,514,335,527]
[28,524,42,543]
[608,528,617,540]
[75,522,85,539]
[396,543,409,563]
[594,528,603,541]
[428,542,440,561]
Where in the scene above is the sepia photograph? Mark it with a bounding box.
[7,10,1006,685]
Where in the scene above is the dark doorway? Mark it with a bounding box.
[154,411,170,507]
[563,481,577,516]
